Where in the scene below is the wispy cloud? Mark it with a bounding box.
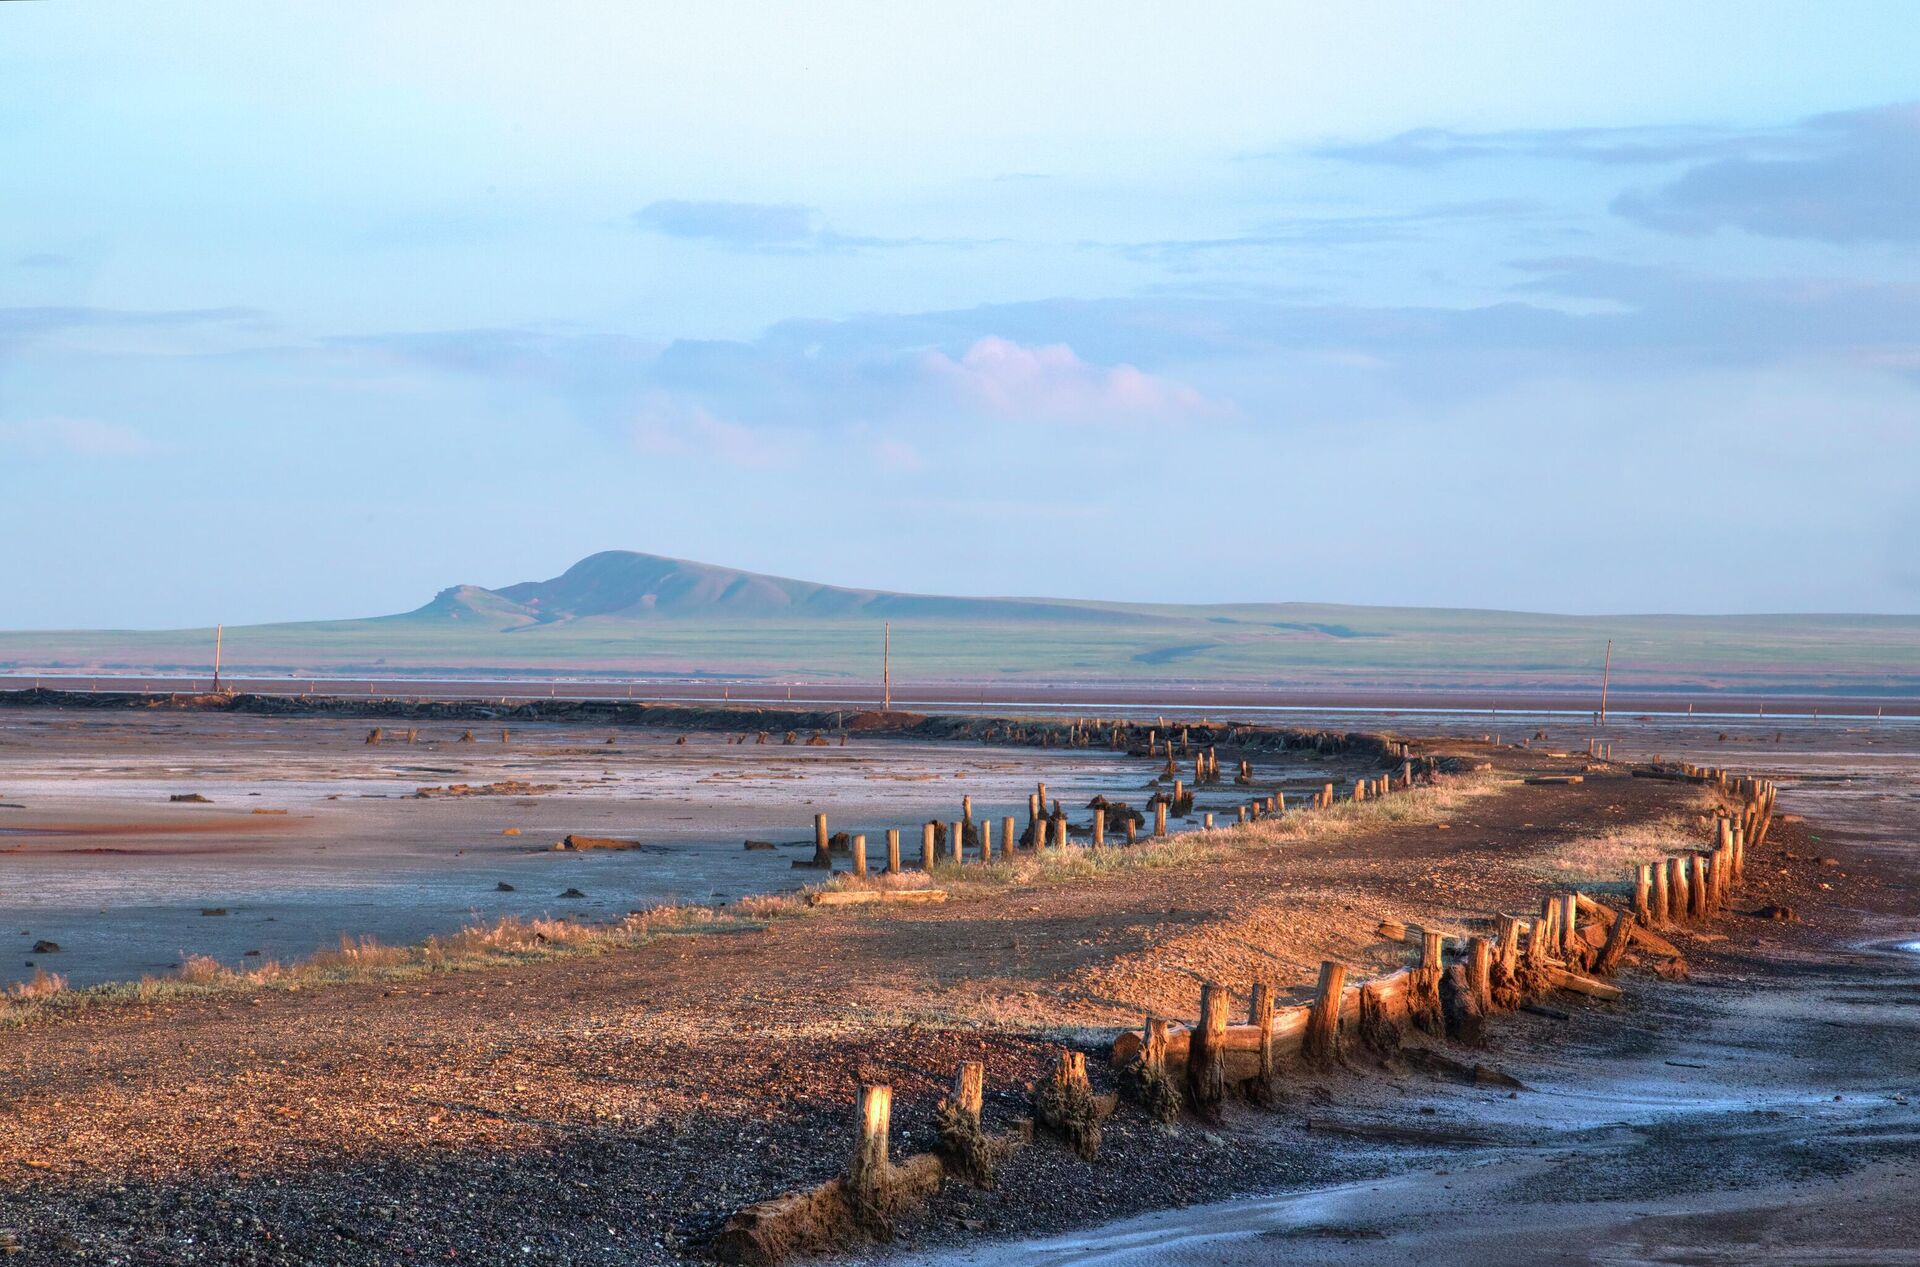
[921,337,1221,422]
[631,198,998,254]
[632,199,821,248]
[1612,102,1920,244]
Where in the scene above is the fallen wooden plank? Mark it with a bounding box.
[1524,775,1585,785]
[1545,967,1623,1001]
[808,888,948,907]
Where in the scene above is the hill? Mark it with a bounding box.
[2,550,1917,697]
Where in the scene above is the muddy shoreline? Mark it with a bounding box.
[0,710,1909,1264]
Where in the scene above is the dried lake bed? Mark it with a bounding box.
[0,708,1344,987]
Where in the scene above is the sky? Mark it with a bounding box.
[4,1,1920,628]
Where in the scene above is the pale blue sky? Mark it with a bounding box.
[4,2,1919,626]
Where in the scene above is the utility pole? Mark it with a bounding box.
[212,624,224,693]
[882,622,891,711]
[1599,639,1612,725]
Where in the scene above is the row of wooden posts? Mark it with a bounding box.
[805,757,1425,874]
[720,766,1778,1265]
[366,726,511,745]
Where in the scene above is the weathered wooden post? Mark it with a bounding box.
[1651,858,1670,924]
[1322,782,1334,808]
[1305,961,1345,1064]
[1249,982,1276,1098]
[1092,807,1105,849]
[1189,982,1229,1115]
[950,821,963,864]
[1274,791,1285,814]
[1353,779,1366,803]
[1003,815,1016,854]
[1686,854,1706,920]
[852,834,868,876]
[1496,914,1523,984]
[1203,812,1214,829]
[849,1084,893,1196]
[1422,929,1445,971]
[962,795,973,825]
[1633,864,1653,925]
[1467,936,1493,1012]
[815,813,829,860]
[922,822,936,872]
[980,818,993,862]
[1559,892,1579,957]
[1236,805,1247,824]
[1154,801,1167,838]
[1051,814,1068,849]
[1667,856,1689,923]
[886,828,901,875]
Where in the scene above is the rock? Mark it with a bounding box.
[555,835,643,851]
[200,908,228,917]
[559,887,586,899]
[1750,904,1799,922]
[30,941,58,954]
[169,793,211,803]
[742,839,776,851]
[496,882,515,892]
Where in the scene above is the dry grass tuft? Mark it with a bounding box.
[1526,815,1705,887]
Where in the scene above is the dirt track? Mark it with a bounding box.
[0,734,1879,1264]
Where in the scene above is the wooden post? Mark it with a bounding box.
[849,1084,892,1194]
[1203,812,1214,829]
[1467,936,1493,1012]
[1189,982,1229,1114]
[815,813,829,860]
[1421,929,1445,971]
[950,821,963,863]
[980,818,993,862]
[1052,814,1068,849]
[1537,896,1559,957]
[1353,779,1366,802]
[922,822,936,872]
[1496,914,1522,982]
[1686,855,1706,920]
[952,1059,984,1120]
[1560,892,1579,957]
[1633,864,1653,925]
[1236,805,1247,824]
[1305,961,1345,1064]
[1154,801,1167,838]
[1092,807,1105,849]
[1249,982,1276,1093]
[962,795,973,824]
[885,828,901,875]
[1322,782,1334,808]
[1667,856,1688,923]
[1003,815,1016,854]
[1651,858,1670,924]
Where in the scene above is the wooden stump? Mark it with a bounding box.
[1188,982,1230,1117]
[1305,961,1346,1064]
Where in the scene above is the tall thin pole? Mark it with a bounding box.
[213,624,224,693]
[882,622,891,711]
[1599,639,1612,725]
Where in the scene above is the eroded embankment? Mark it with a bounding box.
[0,686,1406,761]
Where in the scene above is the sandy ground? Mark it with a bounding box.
[0,707,1908,1264]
